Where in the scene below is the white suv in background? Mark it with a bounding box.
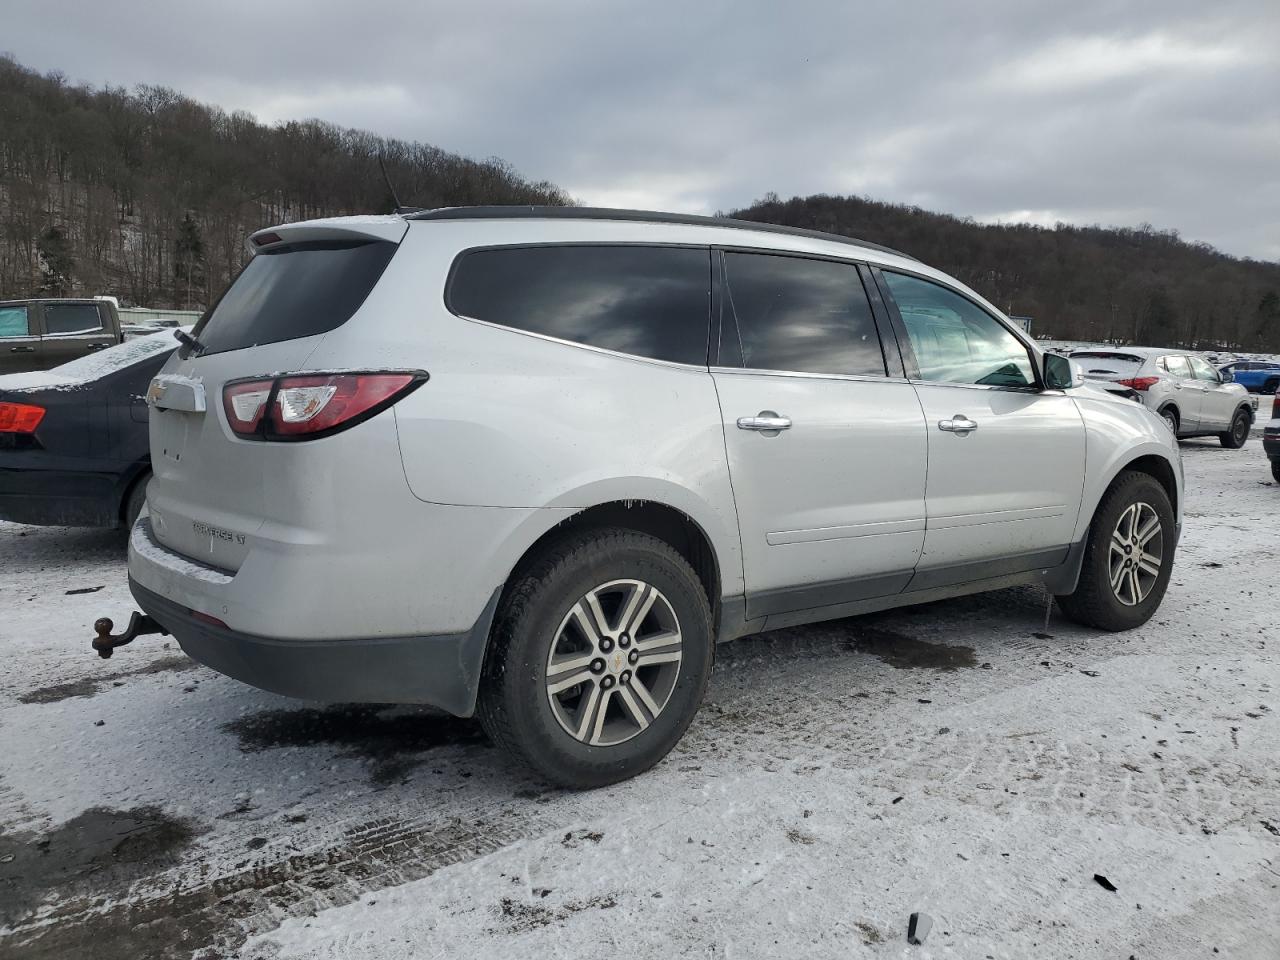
[128,207,1183,787]
[1071,347,1257,445]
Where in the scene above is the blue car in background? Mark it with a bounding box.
[1219,360,1280,394]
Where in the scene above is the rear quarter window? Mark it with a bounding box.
[447,245,711,366]
[193,240,397,355]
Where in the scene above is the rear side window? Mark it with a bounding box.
[43,303,106,335]
[719,252,886,376]
[1161,355,1192,378]
[0,306,29,338]
[194,241,397,355]
[448,245,711,365]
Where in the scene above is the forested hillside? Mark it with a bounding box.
[731,194,1280,350]
[0,57,568,309]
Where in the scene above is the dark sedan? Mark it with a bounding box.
[0,331,179,528]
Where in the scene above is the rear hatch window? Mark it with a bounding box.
[191,240,397,355]
[1071,352,1144,380]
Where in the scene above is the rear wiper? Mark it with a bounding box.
[174,329,207,357]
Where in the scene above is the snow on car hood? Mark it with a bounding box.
[0,329,187,392]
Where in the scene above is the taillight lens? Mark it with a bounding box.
[0,402,46,434]
[1117,376,1160,391]
[1272,394,1280,419]
[221,371,425,441]
[223,380,273,436]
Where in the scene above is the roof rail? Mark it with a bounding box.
[404,206,917,261]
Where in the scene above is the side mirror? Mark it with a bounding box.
[1043,353,1084,390]
[1220,370,1233,383]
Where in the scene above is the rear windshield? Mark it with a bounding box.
[1070,351,1144,377]
[193,240,397,355]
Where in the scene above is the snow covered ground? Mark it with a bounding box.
[1,439,1277,959]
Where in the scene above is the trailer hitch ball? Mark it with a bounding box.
[92,612,169,659]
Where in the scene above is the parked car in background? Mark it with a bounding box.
[0,331,179,529]
[1071,347,1257,446]
[123,207,1183,787]
[1263,394,1280,483]
[0,298,123,374]
[1218,360,1280,395]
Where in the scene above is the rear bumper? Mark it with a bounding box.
[130,577,500,716]
[1263,426,1280,460]
[0,467,122,527]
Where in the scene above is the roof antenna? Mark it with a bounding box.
[378,155,421,215]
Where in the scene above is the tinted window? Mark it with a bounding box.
[448,246,710,365]
[1188,356,1219,382]
[43,303,105,335]
[0,306,29,338]
[720,252,885,376]
[194,241,397,355]
[1162,355,1192,378]
[883,272,1034,387]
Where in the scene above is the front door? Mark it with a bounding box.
[875,269,1087,587]
[38,302,115,369]
[0,304,40,373]
[1188,355,1237,431]
[712,250,928,619]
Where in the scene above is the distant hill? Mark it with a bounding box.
[0,56,569,309]
[730,194,1280,351]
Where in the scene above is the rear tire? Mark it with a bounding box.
[1219,409,1250,448]
[122,471,151,530]
[1056,471,1175,632]
[477,528,714,789]
[1272,460,1280,484]
[1160,407,1179,436]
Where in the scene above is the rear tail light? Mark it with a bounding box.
[1273,394,1280,419]
[221,371,426,441]
[0,402,46,434]
[1117,376,1160,391]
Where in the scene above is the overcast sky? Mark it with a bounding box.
[5,0,1279,260]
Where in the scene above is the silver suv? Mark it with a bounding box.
[129,207,1183,787]
[1071,347,1256,445]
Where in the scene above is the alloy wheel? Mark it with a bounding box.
[544,579,683,746]
[1108,502,1163,606]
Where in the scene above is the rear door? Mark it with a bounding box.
[0,304,40,373]
[712,250,928,618]
[1159,355,1201,431]
[39,302,115,369]
[1189,355,1237,429]
[875,268,1086,583]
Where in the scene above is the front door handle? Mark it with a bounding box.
[938,414,979,435]
[9,345,36,353]
[737,412,791,433]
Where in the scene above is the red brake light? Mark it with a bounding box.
[221,372,425,441]
[1273,394,1280,419]
[1117,376,1160,391]
[223,379,273,436]
[0,402,46,434]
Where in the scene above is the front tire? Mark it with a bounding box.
[1056,471,1175,632]
[1219,409,1250,448]
[477,529,714,788]
[1263,377,1279,395]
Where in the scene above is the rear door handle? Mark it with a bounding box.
[737,412,791,433]
[938,414,979,435]
[86,343,107,352]
[9,346,36,353]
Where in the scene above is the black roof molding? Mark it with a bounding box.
[406,206,916,261]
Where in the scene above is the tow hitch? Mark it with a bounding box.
[92,612,169,659]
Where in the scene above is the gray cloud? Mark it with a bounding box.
[5,0,1278,259]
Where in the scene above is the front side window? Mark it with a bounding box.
[448,245,711,365]
[0,306,29,338]
[882,272,1034,387]
[43,303,106,335]
[719,252,886,376]
[1189,357,1220,382]
[1161,355,1192,379]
